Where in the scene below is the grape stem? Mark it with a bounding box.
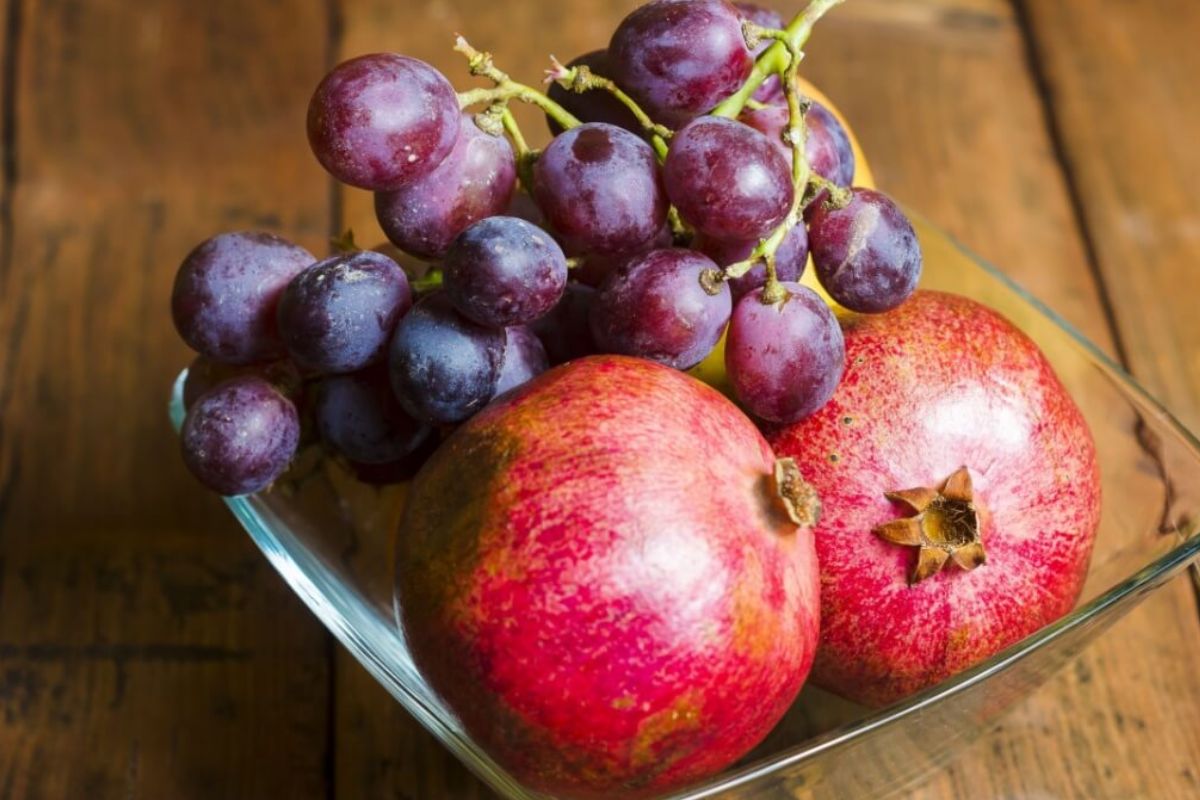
[545,57,672,160]
[710,0,845,120]
[720,35,810,303]
[454,36,583,131]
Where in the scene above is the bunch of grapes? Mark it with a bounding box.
[171,0,922,496]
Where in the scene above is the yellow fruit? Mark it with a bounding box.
[688,80,874,396]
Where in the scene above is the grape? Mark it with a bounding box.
[664,116,793,241]
[725,283,844,423]
[575,224,674,287]
[533,123,667,256]
[307,54,460,191]
[314,365,430,465]
[808,188,922,313]
[546,51,643,136]
[181,375,301,496]
[172,231,315,365]
[442,216,568,327]
[346,431,442,485]
[531,283,597,365]
[389,292,505,424]
[494,326,550,397]
[694,224,808,299]
[375,114,517,260]
[590,248,731,369]
[734,2,784,102]
[740,100,856,187]
[609,0,753,128]
[505,190,547,228]
[277,250,412,374]
[182,355,302,410]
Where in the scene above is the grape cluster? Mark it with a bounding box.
[171,0,925,496]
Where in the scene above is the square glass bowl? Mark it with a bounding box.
[169,216,1200,799]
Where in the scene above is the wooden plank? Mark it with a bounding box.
[1020,0,1200,433]
[0,0,332,797]
[326,0,1200,798]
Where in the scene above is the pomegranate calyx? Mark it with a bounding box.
[874,466,985,584]
[774,457,821,528]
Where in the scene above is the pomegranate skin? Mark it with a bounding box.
[396,355,819,798]
[769,291,1100,707]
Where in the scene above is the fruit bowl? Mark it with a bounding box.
[169,214,1200,800]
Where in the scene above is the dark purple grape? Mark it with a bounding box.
[694,224,809,299]
[182,355,303,409]
[531,283,597,365]
[609,0,753,128]
[181,375,301,495]
[740,99,856,187]
[307,54,460,191]
[375,115,517,260]
[314,365,430,464]
[808,188,922,313]
[533,123,667,256]
[346,431,442,485]
[505,190,548,228]
[725,283,844,423]
[172,232,315,365]
[388,292,505,424]
[575,224,674,287]
[442,216,567,327]
[590,248,731,369]
[494,326,550,397]
[664,116,793,241]
[277,250,412,374]
[734,2,784,102]
[546,51,643,136]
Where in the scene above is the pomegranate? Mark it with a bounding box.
[769,291,1100,707]
[395,355,820,798]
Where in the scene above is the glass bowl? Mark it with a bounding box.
[169,216,1200,799]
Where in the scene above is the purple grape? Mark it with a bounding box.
[388,292,505,424]
[575,224,674,287]
[664,116,793,241]
[740,99,856,187]
[533,123,667,256]
[314,365,430,465]
[734,2,784,102]
[442,216,568,327]
[375,115,517,260]
[590,248,731,369]
[531,283,597,365]
[808,188,922,313]
[494,326,550,397]
[307,54,460,191]
[725,283,844,423]
[181,375,301,496]
[694,224,809,299]
[609,0,753,128]
[182,355,303,410]
[505,190,548,228]
[546,51,643,136]
[346,431,442,485]
[277,250,412,374]
[172,232,315,365]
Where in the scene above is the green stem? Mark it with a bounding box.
[711,0,844,120]
[548,59,671,160]
[455,36,582,131]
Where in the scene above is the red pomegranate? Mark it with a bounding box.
[769,291,1100,707]
[395,355,820,799]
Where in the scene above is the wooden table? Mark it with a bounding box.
[1,0,1197,797]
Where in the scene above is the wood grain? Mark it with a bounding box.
[0,0,332,797]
